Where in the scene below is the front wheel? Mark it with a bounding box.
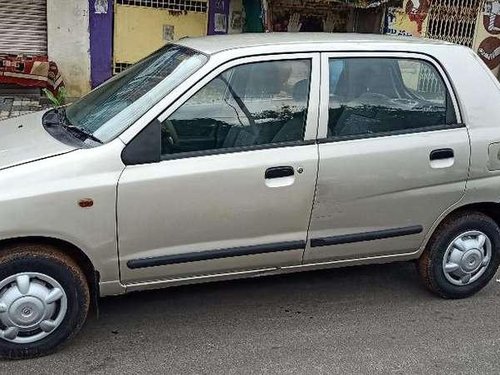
[0,244,90,359]
[418,212,500,299]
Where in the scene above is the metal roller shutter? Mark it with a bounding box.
[0,0,47,55]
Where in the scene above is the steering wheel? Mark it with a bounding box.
[390,98,420,108]
[359,92,391,101]
[163,119,179,144]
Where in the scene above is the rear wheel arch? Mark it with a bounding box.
[417,202,500,258]
[0,236,99,313]
[432,202,500,233]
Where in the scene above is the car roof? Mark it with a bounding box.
[175,33,454,55]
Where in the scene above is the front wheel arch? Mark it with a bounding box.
[0,236,99,314]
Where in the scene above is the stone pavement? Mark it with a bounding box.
[0,95,51,121]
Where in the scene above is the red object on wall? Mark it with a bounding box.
[0,54,64,94]
[478,36,500,70]
[405,0,430,35]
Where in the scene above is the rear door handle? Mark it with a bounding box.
[430,148,454,160]
[265,166,294,179]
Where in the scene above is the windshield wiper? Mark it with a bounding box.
[61,123,103,144]
[55,108,103,144]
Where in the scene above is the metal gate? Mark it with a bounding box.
[418,0,483,93]
[425,0,482,47]
[0,0,47,55]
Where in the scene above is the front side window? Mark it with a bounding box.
[161,59,311,156]
[327,57,457,138]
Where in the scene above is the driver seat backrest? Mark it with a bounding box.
[270,79,310,143]
[221,63,284,148]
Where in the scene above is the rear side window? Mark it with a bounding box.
[327,58,457,138]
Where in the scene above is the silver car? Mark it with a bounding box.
[1,33,500,359]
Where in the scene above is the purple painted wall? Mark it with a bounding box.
[207,0,230,35]
[89,0,113,88]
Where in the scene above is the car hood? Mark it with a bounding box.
[0,111,76,171]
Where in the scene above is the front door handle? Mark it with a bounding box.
[430,148,454,160]
[265,166,294,179]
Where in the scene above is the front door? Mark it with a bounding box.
[304,52,470,263]
[118,54,320,283]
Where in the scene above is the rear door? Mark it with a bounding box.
[304,52,470,264]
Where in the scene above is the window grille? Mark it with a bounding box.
[421,0,482,94]
[417,64,446,98]
[117,0,208,13]
[114,62,132,75]
[425,0,482,47]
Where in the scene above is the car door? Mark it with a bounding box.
[303,52,470,264]
[118,53,320,284]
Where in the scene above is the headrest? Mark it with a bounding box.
[292,79,309,101]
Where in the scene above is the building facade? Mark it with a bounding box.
[386,0,500,77]
[0,0,92,97]
[0,0,498,98]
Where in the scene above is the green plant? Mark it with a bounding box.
[43,87,67,107]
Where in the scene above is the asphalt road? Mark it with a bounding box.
[2,262,500,374]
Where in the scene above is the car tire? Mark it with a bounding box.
[0,244,90,359]
[418,212,500,299]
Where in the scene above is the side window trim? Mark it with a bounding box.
[316,123,465,145]
[317,51,463,141]
[160,139,316,161]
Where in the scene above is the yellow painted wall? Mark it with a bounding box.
[114,4,208,64]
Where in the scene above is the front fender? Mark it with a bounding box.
[0,141,125,285]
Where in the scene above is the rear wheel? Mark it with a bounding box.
[418,212,500,299]
[0,244,89,359]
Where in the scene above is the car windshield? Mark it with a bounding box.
[65,44,207,143]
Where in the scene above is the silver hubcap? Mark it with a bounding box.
[442,230,492,286]
[0,273,67,344]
